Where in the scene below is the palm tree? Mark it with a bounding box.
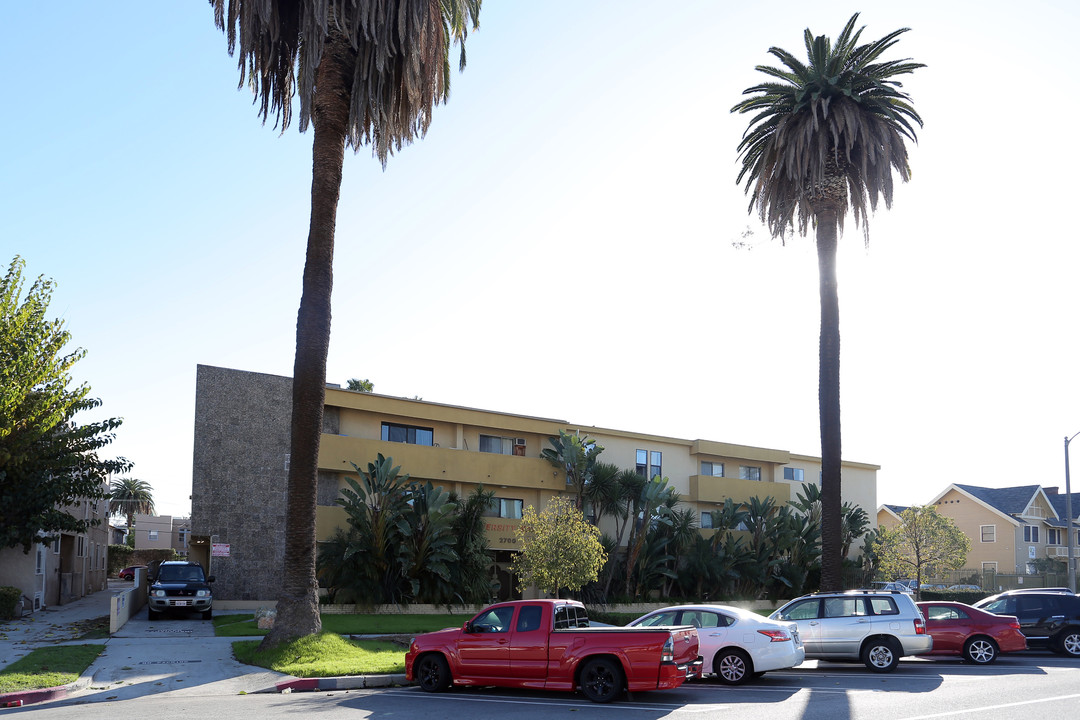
[732,13,923,591]
[210,1,482,646]
[109,477,155,533]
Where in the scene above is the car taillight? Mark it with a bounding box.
[662,635,675,662]
[757,629,791,642]
[914,617,926,635]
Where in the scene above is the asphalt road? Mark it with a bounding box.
[19,651,1080,720]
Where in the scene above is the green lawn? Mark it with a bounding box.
[232,634,407,677]
[213,613,464,637]
[0,644,105,694]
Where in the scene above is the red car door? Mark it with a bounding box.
[922,604,965,654]
[508,604,548,679]
[458,605,515,678]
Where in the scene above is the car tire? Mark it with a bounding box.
[1056,628,1080,657]
[416,654,452,693]
[202,608,213,620]
[861,637,900,672]
[714,648,753,685]
[579,657,624,703]
[962,637,998,664]
[148,608,160,621]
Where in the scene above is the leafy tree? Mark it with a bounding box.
[346,378,373,393]
[541,430,603,509]
[211,0,482,647]
[0,257,130,552]
[109,477,156,531]
[875,506,970,598]
[512,496,606,598]
[733,14,923,590]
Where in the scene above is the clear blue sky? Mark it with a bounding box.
[3,1,1079,518]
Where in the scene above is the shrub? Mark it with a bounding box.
[0,586,22,620]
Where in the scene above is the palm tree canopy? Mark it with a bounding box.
[211,0,481,165]
[732,13,924,240]
[109,477,155,520]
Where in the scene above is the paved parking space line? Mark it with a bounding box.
[896,693,1080,720]
[381,687,697,712]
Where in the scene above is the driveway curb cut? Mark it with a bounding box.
[0,668,93,708]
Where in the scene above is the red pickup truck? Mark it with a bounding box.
[405,599,701,703]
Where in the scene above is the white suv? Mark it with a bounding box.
[770,590,932,672]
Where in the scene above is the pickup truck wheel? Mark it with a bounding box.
[416,654,452,693]
[579,658,623,703]
[714,648,753,685]
[861,638,900,672]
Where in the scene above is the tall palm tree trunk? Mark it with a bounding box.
[816,210,842,592]
[261,33,355,648]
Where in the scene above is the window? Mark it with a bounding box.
[701,461,724,477]
[823,597,867,618]
[926,605,968,621]
[52,537,60,554]
[1024,525,1040,543]
[700,511,714,529]
[1048,528,1062,545]
[783,467,804,482]
[868,597,899,615]
[636,450,662,479]
[76,536,85,557]
[980,525,996,543]
[480,435,512,455]
[634,610,678,627]
[471,606,515,633]
[381,422,433,446]
[485,498,523,519]
[178,529,190,549]
[740,466,761,481]
[148,530,159,541]
[553,605,589,629]
[778,599,820,621]
[516,605,544,632]
[680,611,729,628]
[982,561,997,572]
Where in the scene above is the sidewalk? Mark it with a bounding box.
[0,585,410,707]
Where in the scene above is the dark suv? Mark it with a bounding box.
[974,589,1080,656]
[148,561,214,620]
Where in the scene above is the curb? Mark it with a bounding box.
[257,673,412,694]
[0,668,93,708]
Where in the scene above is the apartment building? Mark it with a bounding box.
[132,514,191,557]
[190,364,879,603]
[0,487,111,613]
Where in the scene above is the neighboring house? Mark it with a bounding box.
[929,484,1076,576]
[0,483,111,614]
[190,364,880,605]
[133,514,191,557]
[876,504,909,530]
[109,523,128,546]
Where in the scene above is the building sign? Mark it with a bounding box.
[212,543,231,557]
[484,520,521,548]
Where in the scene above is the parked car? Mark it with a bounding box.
[147,561,214,620]
[405,599,702,703]
[917,601,1026,664]
[974,589,1080,657]
[770,590,932,672]
[947,585,982,592]
[118,565,147,581]
[626,604,804,684]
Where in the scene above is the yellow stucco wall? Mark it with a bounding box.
[933,488,1018,572]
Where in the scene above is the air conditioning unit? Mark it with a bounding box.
[514,438,526,446]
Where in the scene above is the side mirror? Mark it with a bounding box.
[463,621,473,633]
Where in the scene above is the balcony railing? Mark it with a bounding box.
[1045,546,1080,558]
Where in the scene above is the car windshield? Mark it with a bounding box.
[157,565,205,583]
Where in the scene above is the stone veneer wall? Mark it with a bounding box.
[191,364,292,601]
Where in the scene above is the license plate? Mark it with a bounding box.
[174,600,189,606]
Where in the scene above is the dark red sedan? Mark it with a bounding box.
[918,601,1026,664]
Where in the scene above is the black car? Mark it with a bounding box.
[147,561,215,620]
[974,589,1080,657]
